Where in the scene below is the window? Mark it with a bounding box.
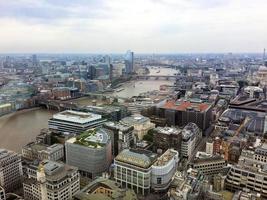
[157,177,162,184]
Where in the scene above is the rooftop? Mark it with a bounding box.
[182,123,201,140]
[162,99,211,112]
[104,121,133,132]
[33,160,77,181]
[153,149,178,167]
[52,110,102,124]
[115,149,157,168]
[75,177,137,200]
[67,128,110,148]
[154,126,181,135]
[120,115,150,125]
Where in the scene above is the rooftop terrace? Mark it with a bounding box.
[68,128,110,148]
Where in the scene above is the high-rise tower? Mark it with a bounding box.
[124,50,134,74]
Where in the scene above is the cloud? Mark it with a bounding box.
[0,0,266,53]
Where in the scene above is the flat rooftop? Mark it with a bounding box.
[52,110,102,124]
[104,121,133,132]
[121,115,150,125]
[154,126,181,135]
[153,149,178,167]
[67,128,110,148]
[162,99,211,112]
[115,149,157,168]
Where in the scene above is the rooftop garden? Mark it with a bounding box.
[74,129,104,148]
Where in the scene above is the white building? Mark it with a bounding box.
[120,115,155,140]
[114,148,178,196]
[22,143,64,161]
[181,123,202,159]
[23,160,80,200]
[206,140,214,155]
[48,110,107,134]
[257,65,267,86]
[151,149,179,191]
[0,149,22,193]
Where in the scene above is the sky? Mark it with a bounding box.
[0,0,266,53]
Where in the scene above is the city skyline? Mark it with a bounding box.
[0,0,266,53]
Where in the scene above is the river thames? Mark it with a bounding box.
[0,67,177,152]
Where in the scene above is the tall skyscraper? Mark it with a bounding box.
[104,55,113,81]
[32,54,38,67]
[87,65,97,80]
[125,50,134,74]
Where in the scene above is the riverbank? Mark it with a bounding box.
[0,108,55,152]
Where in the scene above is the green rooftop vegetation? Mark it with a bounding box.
[74,129,104,148]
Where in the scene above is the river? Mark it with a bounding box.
[0,67,177,152]
[0,109,55,152]
[113,67,177,98]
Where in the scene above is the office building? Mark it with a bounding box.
[22,142,64,161]
[158,99,212,131]
[225,144,267,198]
[151,149,179,191]
[87,65,97,80]
[0,149,22,193]
[257,65,267,86]
[65,128,112,179]
[181,123,202,158]
[103,121,134,157]
[190,156,226,176]
[32,54,38,67]
[114,148,178,195]
[168,169,206,200]
[114,149,156,195]
[152,126,182,152]
[52,87,71,100]
[0,103,15,116]
[206,139,214,155]
[125,50,134,74]
[48,110,107,134]
[120,115,155,140]
[73,176,137,200]
[23,160,80,200]
[84,105,129,122]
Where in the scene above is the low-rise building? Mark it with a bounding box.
[52,87,71,100]
[120,115,155,140]
[168,169,206,200]
[73,176,137,200]
[22,142,64,161]
[23,160,80,200]
[65,128,112,179]
[48,110,107,134]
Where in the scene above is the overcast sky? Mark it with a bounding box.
[0,0,266,53]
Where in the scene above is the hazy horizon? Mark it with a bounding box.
[0,0,266,53]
